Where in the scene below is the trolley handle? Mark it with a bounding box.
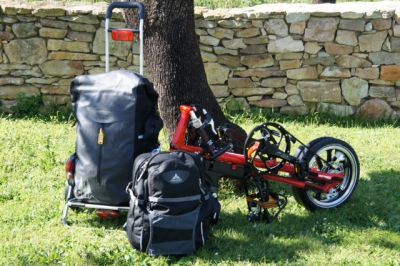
[106,2,145,20]
[104,1,145,75]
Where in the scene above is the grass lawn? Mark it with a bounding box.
[0,111,399,265]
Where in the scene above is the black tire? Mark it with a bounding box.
[292,137,332,207]
[292,137,360,211]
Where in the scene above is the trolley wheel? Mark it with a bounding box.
[292,137,360,211]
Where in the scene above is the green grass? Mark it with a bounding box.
[0,111,399,265]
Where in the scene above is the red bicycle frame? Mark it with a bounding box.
[170,105,344,194]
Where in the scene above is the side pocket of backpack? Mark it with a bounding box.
[125,198,139,250]
[126,199,151,252]
[195,193,221,249]
[210,194,221,225]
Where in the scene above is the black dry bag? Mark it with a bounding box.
[70,70,163,205]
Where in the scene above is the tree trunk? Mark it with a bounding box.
[126,0,246,147]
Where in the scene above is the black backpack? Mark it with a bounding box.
[70,70,163,205]
[125,151,220,256]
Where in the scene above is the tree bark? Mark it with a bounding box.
[124,0,246,147]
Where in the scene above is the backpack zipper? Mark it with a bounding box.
[97,124,105,183]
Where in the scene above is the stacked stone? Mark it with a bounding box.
[0,2,399,120]
[196,4,400,120]
[0,3,139,111]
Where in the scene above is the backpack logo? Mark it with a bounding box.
[162,170,188,184]
[170,173,183,184]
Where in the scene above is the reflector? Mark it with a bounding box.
[97,210,121,220]
[65,158,75,173]
[180,105,193,112]
[112,30,135,42]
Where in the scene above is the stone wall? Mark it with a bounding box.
[0,1,137,111]
[0,1,400,120]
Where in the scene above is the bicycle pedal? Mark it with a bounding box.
[246,195,279,209]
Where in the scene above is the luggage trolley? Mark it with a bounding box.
[62,2,146,226]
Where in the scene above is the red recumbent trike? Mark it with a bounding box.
[170,105,360,222]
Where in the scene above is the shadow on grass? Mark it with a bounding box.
[193,169,400,263]
[62,170,400,263]
[354,170,400,232]
[63,207,128,230]
[0,106,74,124]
